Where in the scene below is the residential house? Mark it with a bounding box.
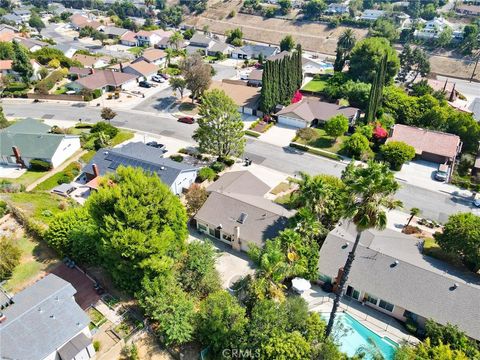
[302,57,333,76]
[100,26,129,39]
[0,24,19,35]
[69,13,102,30]
[247,69,263,87]
[456,3,480,16]
[54,44,79,59]
[13,8,31,22]
[231,44,279,60]
[186,33,233,57]
[14,37,48,52]
[414,17,463,40]
[210,80,262,116]
[0,274,95,360]
[119,31,137,46]
[0,59,41,81]
[134,48,167,67]
[67,69,138,93]
[123,60,159,80]
[194,171,293,252]
[135,30,162,47]
[276,98,360,128]
[360,9,385,21]
[0,118,81,168]
[83,142,198,195]
[72,53,110,69]
[156,35,187,50]
[266,50,290,61]
[325,3,349,14]
[318,223,480,341]
[68,66,95,79]
[1,14,24,25]
[387,124,462,164]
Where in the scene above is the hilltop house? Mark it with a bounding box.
[231,44,279,60]
[0,274,95,360]
[0,118,81,168]
[276,98,360,128]
[318,223,480,341]
[326,3,349,14]
[186,33,233,57]
[83,142,198,195]
[100,26,129,39]
[194,171,293,252]
[414,17,463,40]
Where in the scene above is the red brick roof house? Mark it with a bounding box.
[387,124,462,164]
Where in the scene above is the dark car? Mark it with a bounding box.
[139,81,152,88]
[178,116,195,124]
[146,141,166,152]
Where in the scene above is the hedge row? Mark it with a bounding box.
[245,130,261,138]
[289,142,343,161]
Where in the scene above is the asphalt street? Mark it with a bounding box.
[2,101,476,222]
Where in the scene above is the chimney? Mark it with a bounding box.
[119,62,124,73]
[232,226,241,251]
[92,164,99,178]
[0,312,6,324]
[90,68,95,75]
[332,267,344,294]
[12,146,26,168]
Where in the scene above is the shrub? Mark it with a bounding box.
[296,127,318,142]
[34,69,66,94]
[0,200,7,217]
[29,159,52,171]
[92,89,102,99]
[198,167,216,182]
[245,130,261,137]
[75,122,93,129]
[57,174,72,185]
[342,133,370,159]
[380,141,416,171]
[217,157,235,167]
[210,162,225,173]
[402,225,421,235]
[0,236,21,280]
[90,122,119,138]
[170,154,184,162]
[93,340,101,352]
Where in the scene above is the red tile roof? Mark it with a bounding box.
[74,70,137,90]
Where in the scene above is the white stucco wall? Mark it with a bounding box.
[277,115,308,128]
[171,169,197,195]
[50,136,81,168]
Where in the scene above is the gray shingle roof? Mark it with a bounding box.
[196,171,293,248]
[319,223,480,340]
[189,33,212,47]
[83,142,197,188]
[239,44,279,58]
[0,274,91,360]
[102,26,129,37]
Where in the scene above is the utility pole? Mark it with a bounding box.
[470,51,479,83]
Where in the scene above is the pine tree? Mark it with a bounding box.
[365,54,387,123]
[296,44,303,89]
[0,104,8,129]
[12,41,33,83]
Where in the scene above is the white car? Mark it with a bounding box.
[151,75,165,83]
[473,194,480,208]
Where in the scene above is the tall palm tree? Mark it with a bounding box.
[334,29,356,72]
[325,160,402,338]
[169,31,184,52]
[406,207,420,227]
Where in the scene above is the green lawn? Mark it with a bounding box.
[423,238,464,268]
[178,102,198,115]
[4,235,59,293]
[0,170,48,187]
[80,150,96,163]
[127,46,145,56]
[53,86,68,95]
[296,128,348,154]
[301,79,327,93]
[111,130,134,147]
[34,162,81,191]
[8,192,72,225]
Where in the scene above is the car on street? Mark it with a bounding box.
[146,141,166,152]
[178,116,195,124]
[139,81,152,88]
[151,75,165,83]
[159,73,169,80]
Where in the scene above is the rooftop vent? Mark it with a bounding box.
[238,212,248,224]
[217,224,223,229]
[160,166,166,170]
[390,260,399,268]
[341,242,348,249]
[450,283,459,291]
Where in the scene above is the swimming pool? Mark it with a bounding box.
[321,312,398,359]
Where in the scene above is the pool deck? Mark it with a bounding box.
[301,285,420,345]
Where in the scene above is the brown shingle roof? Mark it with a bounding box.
[120,31,137,43]
[72,54,107,68]
[276,99,359,123]
[74,70,137,90]
[124,60,159,77]
[387,124,461,159]
[209,80,261,108]
[141,48,166,62]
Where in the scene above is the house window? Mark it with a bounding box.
[209,228,215,237]
[378,300,394,312]
[222,234,232,242]
[365,293,378,305]
[198,224,207,232]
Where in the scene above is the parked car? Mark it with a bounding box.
[159,73,169,80]
[473,194,480,207]
[178,116,195,124]
[146,141,166,152]
[139,81,152,88]
[434,164,449,182]
[151,75,165,83]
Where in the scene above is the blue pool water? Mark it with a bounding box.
[321,312,398,359]
[319,63,334,70]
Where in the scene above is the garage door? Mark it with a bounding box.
[278,115,307,128]
[243,107,253,115]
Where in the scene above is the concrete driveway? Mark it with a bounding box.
[259,124,297,147]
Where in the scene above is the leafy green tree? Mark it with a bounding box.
[29,13,46,32]
[90,121,119,138]
[334,29,356,72]
[0,104,8,129]
[380,141,416,170]
[168,31,184,51]
[394,339,469,360]
[12,41,34,83]
[197,291,248,354]
[434,213,480,272]
[436,27,453,48]
[263,331,311,359]
[369,18,398,43]
[0,42,14,60]
[100,107,117,123]
[177,240,221,298]
[460,24,479,55]
[179,53,212,102]
[138,276,196,346]
[0,237,21,281]
[193,89,245,158]
[302,0,327,20]
[87,166,188,292]
[325,114,349,141]
[280,35,295,52]
[169,76,187,98]
[348,37,400,84]
[325,160,401,337]
[157,5,184,27]
[184,183,208,216]
[446,110,480,154]
[342,133,370,159]
[278,0,292,14]
[226,28,243,46]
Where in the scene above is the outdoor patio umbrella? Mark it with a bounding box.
[292,277,311,294]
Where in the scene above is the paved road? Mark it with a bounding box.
[2,101,477,222]
[437,75,480,102]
